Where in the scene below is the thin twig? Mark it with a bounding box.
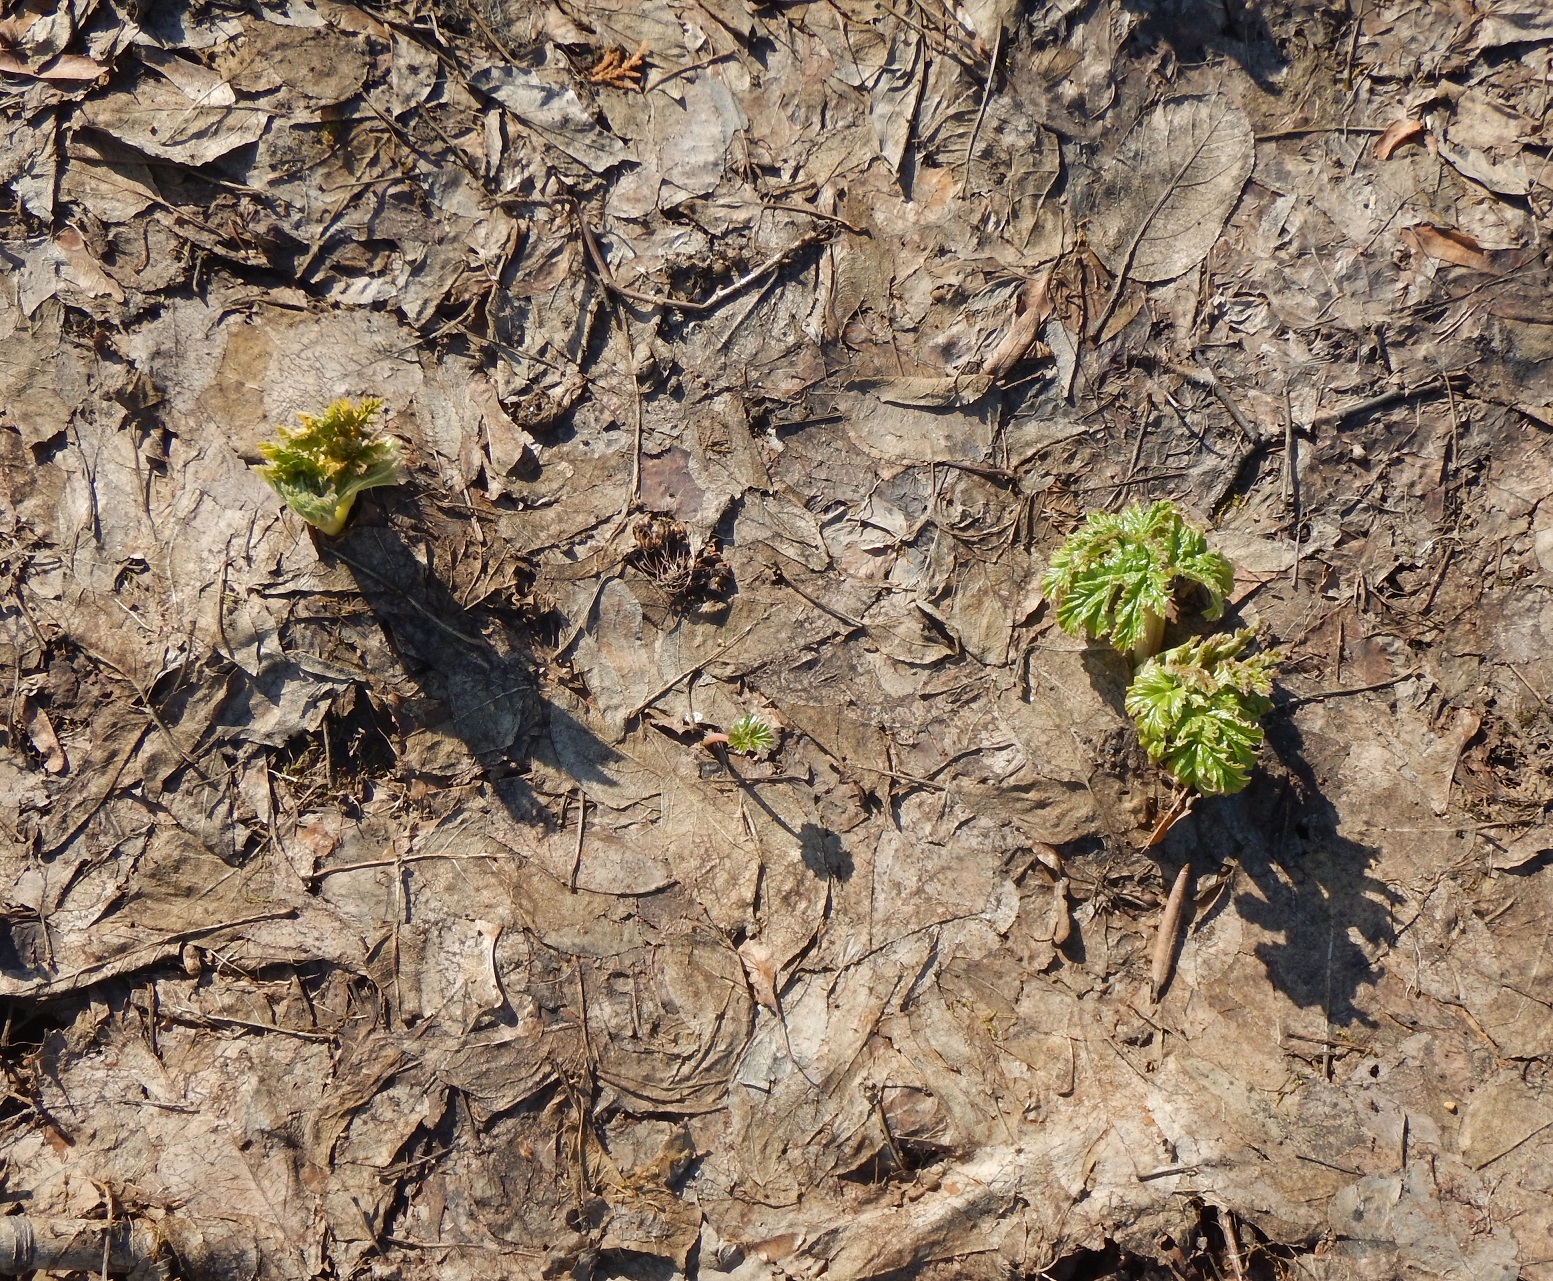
[1174,358,1266,447]
[569,791,586,893]
[1090,133,1222,342]
[959,22,1002,198]
[571,199,826,314]
[1218,1206,1246,1281]
[643,50,736,95]
[1285,379,1302,588]
[76,646,213,783]
[1309,374,1460,430]
[1254,125,1388,140]
[1283,667,1422,707]
[625,619,761,720]
[324,545,488,649]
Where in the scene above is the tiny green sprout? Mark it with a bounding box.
[1125,629,1278,796]
[725,714,776,756]
[1040,500,1235,660]
[254,397,403,536]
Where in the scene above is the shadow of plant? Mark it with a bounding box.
[317,485,557,824]
[1157,703,1397,1027]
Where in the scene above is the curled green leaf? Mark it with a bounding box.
[254,397,403,536]
[1040,500,1234,658]
[1124,629,1278,795]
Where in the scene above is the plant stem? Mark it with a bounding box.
[1133,609,1166,664]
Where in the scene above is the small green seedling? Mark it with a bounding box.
[1125,629,1278,796]
[703,714,776,756]
[254,397,403,536]
[727,714,776,755]
[1041,500,1234,660]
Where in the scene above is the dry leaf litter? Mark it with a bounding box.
[2,0,1553,1278]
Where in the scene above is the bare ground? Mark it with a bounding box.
[2,0,1553,1278]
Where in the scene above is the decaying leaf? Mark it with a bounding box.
[1086,95,1254,284]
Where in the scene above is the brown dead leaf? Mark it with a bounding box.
[1401,224,1498,273]
[984,272,1052,380]
[22,697,67,774]
[738,939,780,1013]
[0,50,104,80]
[1374,119,1425,159]
[53,228,124,301]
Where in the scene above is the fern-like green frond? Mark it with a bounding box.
[1040,500,1234,656]
[1124,629,1279,795]
[726,714,776,755]
[254,398,402,536]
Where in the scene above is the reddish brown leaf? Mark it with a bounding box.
[1374,119,1425,159]
[1400,223,1497,273]
[0,50,105,80]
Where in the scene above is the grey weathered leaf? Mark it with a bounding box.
[1087,95,1253,283]
[79,78,270,164]
[468,64,629,173]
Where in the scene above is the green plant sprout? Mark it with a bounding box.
[703,714,776,756]
[1040,500,1235,660]
[254,397,403,536]
[1125,629,1278,796]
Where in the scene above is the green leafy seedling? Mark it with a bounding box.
[254,397,403,536]
[704,714,777,756]
[1040,500,1234,660]
[725,714,776,756]
[1124,629,1278,796]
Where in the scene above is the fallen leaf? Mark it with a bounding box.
[1401,224,1497,273]
[53,228,124,301]
[738,939,780,1013]
[1374,119,1425,159]
[23,697,67,774]
[984,273,1052,380]
[0,51,105,81]
[1087,94,1254,284]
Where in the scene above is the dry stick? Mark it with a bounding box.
[1509,663,1551,708]
[1150,861,1193,1002]
[1218,1206,1247,1281]
[643,51,736,95]
[571,199,826,314]
[1254,124,1389,140]
[1285,380,1302,588]
[324,545,487,649]
[624,619,761,720]
[1309,374,1456,430]
[1175,358,1266,447]
[78,646,213,783]
[569,791,586,894]
[1284,667,1421,707]
[308,850,506,881]
[959,22,1003,198]
[0,1217,166,1278]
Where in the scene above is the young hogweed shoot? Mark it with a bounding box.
[1125,629,1278,796]
[725,714,776,756]
[254,397,403,536]
[1040,500,1234,661]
